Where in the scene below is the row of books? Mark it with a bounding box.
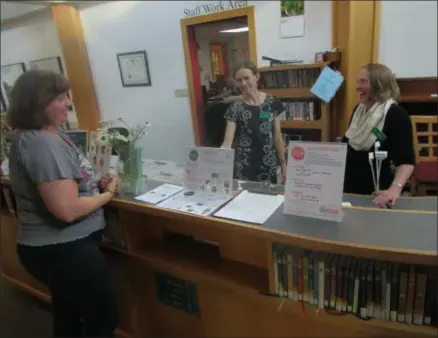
[260,68,321,89]
[280,101,317,121]
[272,244,437,326]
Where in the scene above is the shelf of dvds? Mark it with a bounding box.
[1,177,437,337]
[258,62,335,142]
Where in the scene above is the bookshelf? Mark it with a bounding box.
[1,177,437,338]
[258,62,335,142]
[397,77,438,117]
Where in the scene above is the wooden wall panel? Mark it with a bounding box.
[51,4,100,130]
[332,0,382,136]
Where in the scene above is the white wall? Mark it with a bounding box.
[379,1,437,78]
[0,10,77,125]
[80,0,332,162]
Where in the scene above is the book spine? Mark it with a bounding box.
[316,259,324,308]
[347,259,356,313]
[297,250,303,301]
[287,252,293,299]
[385,262,392,321]
[366,260,375,318]
[277,246,284,296]
[303,251,309,302]
[292,250,298,301]
[405,265,416,324]
[324,254,332,308]
[342,257,350,313]
[374,261,382,320]
[423,267,437,326]
[308,254,314,304]
[330,256,338,309]
[359,260,368,318]
[398,265,409,323]
[413,266,427,325]
[390,263,399,322]
[336,257,345,312]
[282,250,288,297]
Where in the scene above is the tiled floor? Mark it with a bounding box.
[0,276,52,337]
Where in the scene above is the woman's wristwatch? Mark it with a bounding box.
[105,188,116,196]
[391,182,403,190]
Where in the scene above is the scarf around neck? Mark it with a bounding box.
[345,99,395,151]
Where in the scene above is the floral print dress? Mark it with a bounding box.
[224,94,285,183]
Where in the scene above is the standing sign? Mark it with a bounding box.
[284,142,347,222]
[157,147,235,216]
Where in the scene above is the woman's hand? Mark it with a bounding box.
[98,174,119,192]
[372,186,401,207]
[281,162,287,185]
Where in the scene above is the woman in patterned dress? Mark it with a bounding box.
[221,60,287,184]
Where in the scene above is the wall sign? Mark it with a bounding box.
[183,1,248,17]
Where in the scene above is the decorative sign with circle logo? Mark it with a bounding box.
[184,146,235,195]
[284,141,347,222]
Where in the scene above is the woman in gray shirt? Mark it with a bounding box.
[7,70,119,337]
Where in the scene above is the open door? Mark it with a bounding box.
[187,25,207,146]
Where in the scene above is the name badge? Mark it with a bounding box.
[372,127,387,142]
[260,111,272,121]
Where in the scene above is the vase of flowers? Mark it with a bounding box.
[97,117,150,195]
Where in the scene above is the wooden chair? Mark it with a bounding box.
[410,116,438,196]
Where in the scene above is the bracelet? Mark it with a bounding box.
[391,182,403,189]
[105,188,115,195]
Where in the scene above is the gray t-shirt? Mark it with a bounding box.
[8,130,104,246]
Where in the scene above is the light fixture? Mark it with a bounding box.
[220,27,249,33]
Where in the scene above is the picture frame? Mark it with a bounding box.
[1,62,26,105]
[117,50,152,87]
[29,56,64,74]
[314,52,324,63]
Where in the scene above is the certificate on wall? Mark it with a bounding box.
[283,142,347,222]
[183,147,234,195]
[117,50,152,87]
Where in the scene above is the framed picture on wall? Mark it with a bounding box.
[29,56,64,74]
[116,50,152,87]
[1,62,26,104]
[65,130,89,156]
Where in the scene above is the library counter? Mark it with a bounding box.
[1,177,437,338]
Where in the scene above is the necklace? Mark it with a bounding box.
[243,91,261,106]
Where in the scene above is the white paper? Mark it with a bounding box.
[157,190,232,216]
[183,147,234,195]
[284,142,347,222]
[214,190,284,224]
[311,66,344,103]
[342,202,352,207]
[280,15,305,38]
[135,184,183,205]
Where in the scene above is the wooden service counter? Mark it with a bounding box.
[1,177,437,338]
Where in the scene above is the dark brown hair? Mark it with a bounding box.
[233,60,258,77]
[6,69,71,130]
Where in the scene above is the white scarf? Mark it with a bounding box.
[345,99,395,151]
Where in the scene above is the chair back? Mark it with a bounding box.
[411,116,437,163]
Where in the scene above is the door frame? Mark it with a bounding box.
[180,6,257,146]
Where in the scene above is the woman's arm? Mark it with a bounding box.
[38,180,113,223]
[274,116,286,163]
[221,121,236,148]
[391,164,414,191]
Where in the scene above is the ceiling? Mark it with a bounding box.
[1,2,49,22]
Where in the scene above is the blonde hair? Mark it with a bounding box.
[363,63,400,102]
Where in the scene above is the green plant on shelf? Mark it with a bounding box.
[281,0,305,17]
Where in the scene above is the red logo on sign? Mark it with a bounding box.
[291,146,305,161]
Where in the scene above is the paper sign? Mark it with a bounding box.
[94,145,112,176]
[183,147,234,195]
[310,66,344,103]
[284,142,347,222]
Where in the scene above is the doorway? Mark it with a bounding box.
[180,7,257,146]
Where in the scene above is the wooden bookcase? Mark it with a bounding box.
[397,77,438,117]
[258,62,335,142]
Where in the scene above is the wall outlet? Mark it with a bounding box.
[174,89,189,97]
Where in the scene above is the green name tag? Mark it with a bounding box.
[260,112,272,120]
[372,127,387,142]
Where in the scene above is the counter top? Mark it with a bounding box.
[2,177,436,263]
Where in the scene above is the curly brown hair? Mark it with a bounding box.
[6,69,71,130]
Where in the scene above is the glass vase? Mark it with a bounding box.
[118,146,145,195]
